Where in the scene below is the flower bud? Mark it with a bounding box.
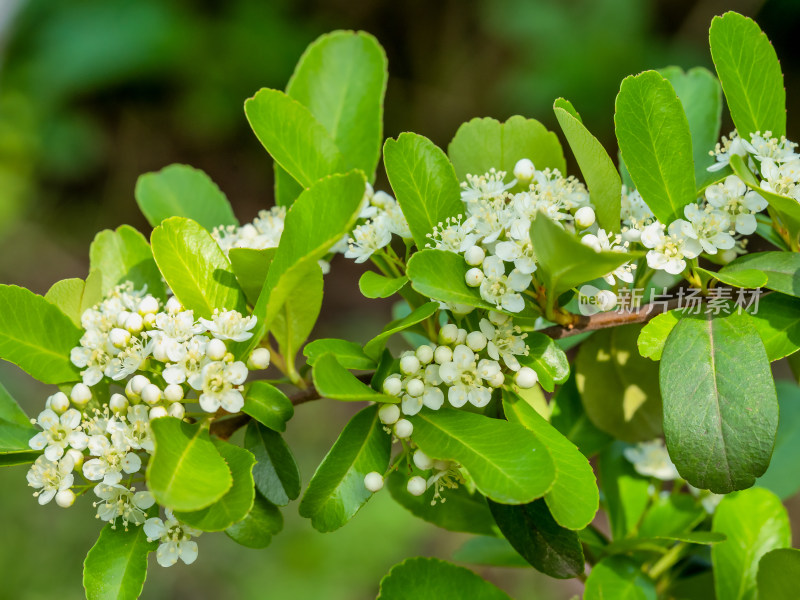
[488,371,505,388]
[55,489,76,508]
[66,448,84,471]
[413,449,433,471]
[465,267,484,287]
[622,227,642,243]
[141,384,162,406]
[129,375,149,396]
[394,419,413,439]
[138,296,159,315]
[596,290,617,312]
[406,378,425,398]
[125,312,144,334]
[400,354,421,375]
[438,324,459,345]
[580,234,602,252]
[152,340,169,362]
[575,206,596,229]
[168,403,186,420]
[165,297,182,314]
[164,384,184,403]
[407,476,427,496]
[49,392,70,414]
[464,245,486,266]
[513,158,536,182]
[206,338,227,361]
[415,345,434,365]
[382,376,403,397]
[364,471,384,493]
[378,403,401,424]
[434,346,453,365]
[719,249,738,264]
[515,366,538,389]
[450,303,475,315]
[117,311,131,327]
[488,311,510,325]
[110,327,132,349]
[70,383,92,408]
[456,328,468,344]
[466,331,487,352]
[109,393,128,414]
[149,406,169,420]
[248,348,271,370]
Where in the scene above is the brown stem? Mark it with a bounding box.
[210,372,375,440]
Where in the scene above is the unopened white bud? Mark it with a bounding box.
[364,471,384,493]
[489,371,505,387]
[49,392,70,414]
[166,297,182,314]
[152,340,169,362]
[109,393,128,414]
[488,311,510,325]
[130,375,149,395]
[109,328,131,349]
[513,158,536,181]
[143,313,157,327]
[415,345,434,365]
[248,348,271,370]
[141,384,162,406]
[456,329,467,344]
[720,249,738,264]
[206,338,227,361]
[407,475,427,496]
[124,312,144,333]
[378,403,401,424]
[433,459,450,471]
[70,383,92,408]
[382,376,403,397]
[117,311,131,327]
[434,346,453,365]
[55,489,76,508]
[466,331,487,352]
[168,402,185,420]
[406,378,425,398]
[400,355,421,375]
[164,384,184,403]
[138,296,159,315]
[66,449,84,470]
[622,228,642,243]
[580,234,602,252]
[438,324,459,345]
[394,419,413,439]
[450,303,475,315]
[596,290,617,312]
[465,267,484,287]
[464,245,486,266]
[149,406,168,420]
[575,206,596,229]
[515,366,538,389]
[413,449,434,471]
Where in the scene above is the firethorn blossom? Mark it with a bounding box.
[189,359,248,413]
[93,483,155,527]
[144,510,202,567]
[623,440,680,481]
[704,175,767,235]
[640,221,702,275]
[200,308,257,342]
[26,454,75,506]
[28,408,88,461]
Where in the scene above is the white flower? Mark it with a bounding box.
[144,510,202,567]
[26,454,75,505]
[344,216,392,263]
[705,175,767,235]
[479,314,527,371]
[427,215,479,253]
[28,408,88,461]
[163,335,209,385]
[478,256,531,313]
[581,229,635,285]
[707,130,747,172]
[400,362,445,416]
[93,483,155,526]
[460,169,515,205]
[105,336,153,381]
[438,345,494,408]
[742,131,798,163]
[189,360,248,413]
[83,435,142,485]
[759,158,800,200]
[677,205,735,255]
[150,310,206,360]
[640,221,702,275]
[623,440,679,481]
[213,206,287,253]
[107,405,154,453]
[199,309,257,342]
[493,239,537,274]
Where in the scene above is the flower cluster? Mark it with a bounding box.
[343,184,412,263]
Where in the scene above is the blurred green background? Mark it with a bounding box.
[0,0,797,598]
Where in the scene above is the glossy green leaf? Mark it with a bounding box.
[225,491,283,549]
[709,11,786,139]
[135,164,237,231]
[0,420,36,453]
[363,301,438,359]
[451,536,528,568]
[584,556,657,600]
[518,332,569,392]
[44,272,103,327]
[721,250,800,298]
[83,517,156,600]
[299,405,391,532]
[89,226,166,300]
[407,249,496,311]
[637,309,683,361]
[273,158,306,207]
[447,115,566,181]
[312,353,396,402]
[747,292,800,361]
[0,285,82,384]
[0,380,32,428]
[243,381,294,433]
[489,499,585,579]
[615,70,695,223]
[409,407,555,504]
[712,487,791,600]
[383,132,463,249]
[598,442,651,540]
[150,217,246,319]
[175,440,255,531]
[286,30,387,180]
[696,267,767,289]
[0,451,39,466]
[228,248,275,305]
[359,271,408,299]
[549,373,613,458]
[503,391,598,530]
[757,548,800,600]
[377,557,511,600]
[245,88,344,188]
[661,311,778,492]
[554,102,621,231]
[756,381,800,499]
[244,421,300,507]
[638,494,705,540]
[576,324,662,442]
[147,418,232,511]
[303,338,376,370]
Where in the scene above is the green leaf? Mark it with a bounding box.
[303,338,377,370]
[721,250,800,298]
[712,488,791,600]
[377,557,512,600]
[447,115,566,181]
[530,212,636,307]
[0,285,81,384]
[359,271,409,299]
[637,494,705,540]
[383,132,463,249]
[299,405,391,532]
[747,293,800,361]
[175,440,256,531]
[409,407,555,504]
[44,272,104,327]
[228,248,275,305]
[576,324,662,442]
[598,442,651,540]
[0,451,39,466]
[225,491,283,549]
[83,518,156,600]
[659,67,723,188]
[147,418,232,511]
[0,380,32,427]
[244,421,300,507]
[695,267,767,289]
[757,548,800,600]
[0,420,36,453]
[584,556,657,600]
[637,309,683,361]
[554,101,621,231]
[134,164,237,231]
[503,391,598,530]
[489,499,585,579]
[407,249,496,311]
[244,88,344,188]
[312,353,395,403]
[517,332,569,393]
[243,381,294,433]
[549,373,613,458]
[709,11,786,139]
[756,381,800,499]
[615,70,695,223]
[660,311,777,492]
[89,225,166,300]
[452,536,528,568]
[286,30,387,181]
[363,301,438,360]
[273,163,305,207]
[150,217,246,319]
[385,469,498,536]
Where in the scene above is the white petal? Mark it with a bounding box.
[44,445,64,461]
[157,542,179,567]
[28,432,48,451]
[448,386,468,408]
[144,518,167,540]
[179,541,198,565]
[501,293,524,313]
[198,393,221,413]
[122,453,142,474]
[220,390,244,413]
[736,213,757,235]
